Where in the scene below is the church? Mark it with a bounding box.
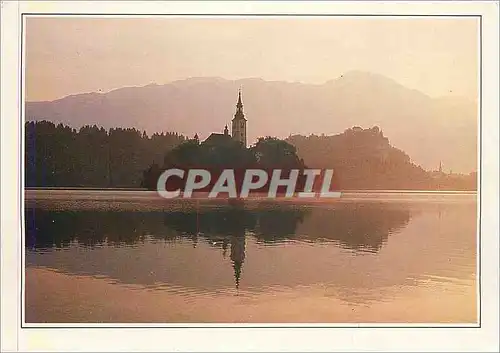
[202,90,247,147]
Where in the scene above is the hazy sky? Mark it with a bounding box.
[26,17,478,102]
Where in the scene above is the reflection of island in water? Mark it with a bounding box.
[161,204,411,288]
[25,203,411,289]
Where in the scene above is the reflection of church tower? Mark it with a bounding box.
[232,90,247,147]
[230,234,246,289]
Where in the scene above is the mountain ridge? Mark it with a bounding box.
[26,72,477,173]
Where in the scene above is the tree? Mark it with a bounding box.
[250,137,304,168]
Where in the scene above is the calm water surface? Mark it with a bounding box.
[24,190,477,324]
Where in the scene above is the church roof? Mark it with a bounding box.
[203,133,232,145]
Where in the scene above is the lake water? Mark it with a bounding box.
[24,190,478,324]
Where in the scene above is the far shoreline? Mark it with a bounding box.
[24,187,477,194]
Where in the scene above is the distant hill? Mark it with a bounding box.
[26,71,477,173]
[286,126,475,191]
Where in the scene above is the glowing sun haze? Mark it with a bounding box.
[26,17,478,102]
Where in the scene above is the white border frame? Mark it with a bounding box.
[2,1,499,351]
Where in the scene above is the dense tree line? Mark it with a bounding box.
[25,121,185,187]
[25,121,476,190]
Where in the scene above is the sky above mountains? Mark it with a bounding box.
[26,17,478,102]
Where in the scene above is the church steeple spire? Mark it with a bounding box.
[237,89,243,110]
[232,89,247,146]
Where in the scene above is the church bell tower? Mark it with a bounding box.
[232,90,247,147]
